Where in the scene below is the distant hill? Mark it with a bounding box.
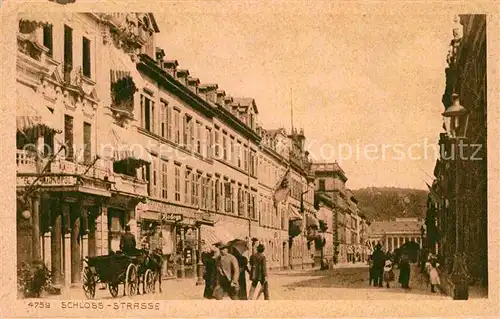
[353,187,428,222]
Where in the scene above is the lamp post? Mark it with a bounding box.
[195,208,204,286]
[442,93,470,300]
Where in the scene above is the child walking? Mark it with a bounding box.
[428,259,441,293]
[383,259,394,288]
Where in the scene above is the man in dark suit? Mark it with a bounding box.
[120,225,136,254]
[248,243,269,300]
[213,242,240,300]
[371,243,385,287]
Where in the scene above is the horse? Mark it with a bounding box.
[137,248,164,294]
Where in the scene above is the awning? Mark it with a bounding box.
[17,86,60,136]
[100,126,151,164]
[110,70,131,83]
[306,214,320,228]
[288,204,303,221]
[200,225,234,252]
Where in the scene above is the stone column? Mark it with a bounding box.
[31,192,41,261]
[179,227,185,278]
[396,237,400,249]
[51,201,62,287]
[88,209,96,257]
[385,237,389,251]
[81,207,89,260]
[62,202,71,287]
[70,205,81,284]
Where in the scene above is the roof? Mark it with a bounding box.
[232,97,258,114]
[367,219,423,235]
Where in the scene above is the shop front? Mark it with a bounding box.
[16,160,113,288]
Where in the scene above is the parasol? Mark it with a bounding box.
[226,239,249,255]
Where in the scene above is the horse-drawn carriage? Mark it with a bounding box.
[82,249,162,299]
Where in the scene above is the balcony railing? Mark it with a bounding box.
[17,152,147,196]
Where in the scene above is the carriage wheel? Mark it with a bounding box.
[125,264,138,297]
[82,266,96,299]
[144,269,154,294]
[109,282,119,298]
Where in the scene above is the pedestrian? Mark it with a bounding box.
[231,247,250,300]
[398,253,411,289]
[248,243,269,300]
[371,243,385,287]
[212,242,240,300]
[367,255,374,286]
[383,259,395,288]
[428,259,441,293]
[202,247,217,299]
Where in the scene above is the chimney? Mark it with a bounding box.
[155,47,166,65]
[198,84,218,103]
[176,69,190,85]
[216,89,226,105]
[186,76,200,94]
[223,96,233,110]
[163,60,179,77]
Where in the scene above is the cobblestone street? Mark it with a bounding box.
[46,265,449,300]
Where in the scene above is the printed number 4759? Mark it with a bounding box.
[27,302,51,308]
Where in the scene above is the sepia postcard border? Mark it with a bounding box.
[1,0,499,318]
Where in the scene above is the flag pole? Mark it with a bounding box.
[290,88,293,134]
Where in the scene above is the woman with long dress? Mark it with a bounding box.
[235,252,250,300]
[398,253,411,289]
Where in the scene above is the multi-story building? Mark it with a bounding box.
[16,11,363,286]
[311,162,366,264]
[366,218,424,254]
[427,14,487,297]
[16,12,154,288]
[256,127,289,270]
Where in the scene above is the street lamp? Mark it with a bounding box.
[195,208,204,286]
[442,93,470,300]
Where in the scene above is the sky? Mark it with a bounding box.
[154,3,455,190]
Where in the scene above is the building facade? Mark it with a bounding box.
[366,218,424,254]
[426,14,487,293]
[311,162,366,264]
[17,11,342,287]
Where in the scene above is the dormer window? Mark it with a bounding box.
[143,17,150,29]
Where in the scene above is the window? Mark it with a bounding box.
[64,115,74,161]
[174,109,180,144]
[243,147,248,171]
[83,122,91,164]
[141,95,154,132]
[205,127,212,157]
[43,24,53,57]
[230,138,235,165]
[222,135,227,161]
[251,194,256,220]
[64,25,73,73]
[160,101,167,138]
[43,132,54,158]
[224,182,232,212]
[215,179,220,211]
[237,142,242,168]
[183,115,193,149]
[209,179,214,210]
[82,37,91,78]
[196,122,202,154]
[214,129,220,157]
[191,172,200,207]
[249,113,255,130]
[161,160,168,199]
[238,188,243,215]
[166,106,172,140]
[150,156,158,198]
[319,179,325,191]
[184,169,191,205]
[174,165,181,202]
